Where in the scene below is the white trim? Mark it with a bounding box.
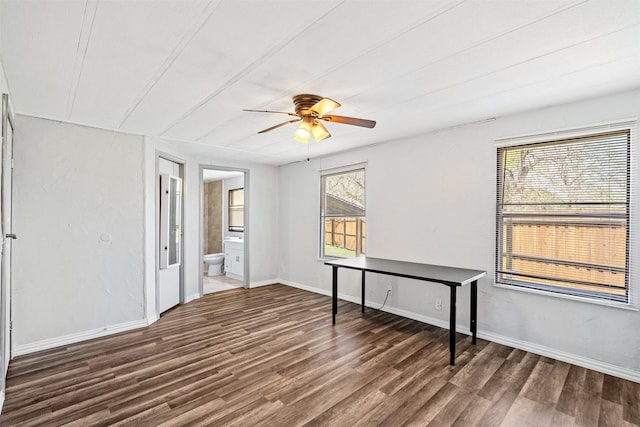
[480,330,640,383]
[279,280,640,383]
[249,279,277,288]
[493,281,638,311]
[184,293,200,303]
[319,161,367,176]
[13,319,149,357]
[0,390,4,416]
[146,314,160,326]
[280,279,468,332]
[225,272,243,281]
[198,164,251,294]
[319,165,367,260]
[279,279,331,296]
[494,117,637,147]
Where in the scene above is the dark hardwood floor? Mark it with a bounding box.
[1,284,638,426]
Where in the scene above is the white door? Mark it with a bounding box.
[158,158,182,314]
[1,93,15,379]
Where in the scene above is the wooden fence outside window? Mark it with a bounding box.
[325,217,366,256]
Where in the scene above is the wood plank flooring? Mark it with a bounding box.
[1,284,638,426]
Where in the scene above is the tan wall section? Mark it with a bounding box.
[203,181,223,255]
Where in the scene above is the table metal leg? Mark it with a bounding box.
[471,280,477,345]
[361,270,366,313]
[332,266,338,324]
[449,285,457,366]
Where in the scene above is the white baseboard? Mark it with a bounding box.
[146,314,160,326]
[281,279,457,332]
[0,390,4,416]
[279,279,332,296]
[478,331,640,383]
[13,318,149,357]
[279,279,640,383]
[184,293,200,303]
[249,279,278,288]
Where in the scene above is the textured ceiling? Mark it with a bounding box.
[1,0,639,165]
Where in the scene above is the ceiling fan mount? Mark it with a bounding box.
[292,94,324,116]
[244,94,376,143]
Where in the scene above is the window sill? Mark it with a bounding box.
[493,281,638,311]
[318,255,364,263]
[318,256,345,262]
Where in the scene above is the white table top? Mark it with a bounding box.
[325,256,486,286]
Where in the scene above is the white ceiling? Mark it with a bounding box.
[1,0,639,166]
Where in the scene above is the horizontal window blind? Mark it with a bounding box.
[496,129,630,303]
[228,188,244,232]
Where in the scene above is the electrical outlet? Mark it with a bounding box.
[387,284,393,295]
[435,298,442,311]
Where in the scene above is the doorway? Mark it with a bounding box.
[200,165,248,295]
[157,154,184,314]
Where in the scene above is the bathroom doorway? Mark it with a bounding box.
[200,165,248,295]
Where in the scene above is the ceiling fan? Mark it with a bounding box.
[244,94,376,143]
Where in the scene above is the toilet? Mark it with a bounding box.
[204,253,225,276]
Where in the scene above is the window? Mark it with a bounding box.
[320,167,366,258]
[496,128,631,304]
[228,188,244,232]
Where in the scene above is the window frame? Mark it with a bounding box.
[228,187,244,232]
[494,120,637,309]
[319,164,366,260]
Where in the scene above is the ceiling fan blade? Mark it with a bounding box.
[311,121,331,142]
[310,98,340,116]
[257,118,300,134]
[322,115,376,128]
[244,109,298,117]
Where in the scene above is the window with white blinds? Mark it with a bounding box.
[496,129,631,303]
[228,188,244,232]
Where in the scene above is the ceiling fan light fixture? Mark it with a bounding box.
[294,117,313,143]
[245,94,375,143]
[294,127,310,143]
[311,121,331,141]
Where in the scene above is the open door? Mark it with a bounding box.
[1,93,15,388]
[157,157,183,315]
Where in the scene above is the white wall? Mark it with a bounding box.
[13,115,146,350]
[9,127,280,353]
[0,59,8,95]
[278,89,640,379]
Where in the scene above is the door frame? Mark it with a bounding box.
[155,152,185,315]
[199,164,250,295]
[1,93,15,386]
